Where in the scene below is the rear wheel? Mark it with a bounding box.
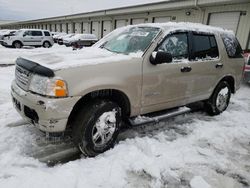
[13,41,22,48]
[43,41,51,48]
[72,99,122,157]
[205,81,231,115]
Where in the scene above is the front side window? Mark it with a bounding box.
[23,31,32,36]
[157,33,188,59]
[100,27,160,54]
[192,34,219,60]
[31,31,43,36]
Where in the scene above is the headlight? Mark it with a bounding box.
[29,74,68,97]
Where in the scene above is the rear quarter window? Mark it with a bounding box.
[44,31,51,36]
[221,33,242,58]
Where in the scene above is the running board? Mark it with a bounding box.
[129,107,191,126]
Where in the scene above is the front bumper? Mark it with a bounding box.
[1,41,12,47]
[11,81,81,133]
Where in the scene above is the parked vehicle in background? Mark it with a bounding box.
[0,29,8,38]
[2,29,54,48]
[0,30,17,45]
[58,33,75,45]
[0,29,17,40]
[63,34,98,48]
[50,32,59,37]
[53,32,67,43]
[11,23,244,157]
[244,54,250,83]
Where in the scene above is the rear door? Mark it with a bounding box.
[187,32,221,102]
[30,30,43,45]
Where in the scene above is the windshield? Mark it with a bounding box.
[100,27,160,54]
[14,30,22,36]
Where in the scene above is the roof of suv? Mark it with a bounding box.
[131,22,234,35]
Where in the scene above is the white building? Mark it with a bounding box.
[1,0,249,49]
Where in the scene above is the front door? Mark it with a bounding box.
[141,32,192,114]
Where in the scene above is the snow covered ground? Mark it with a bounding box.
[0,45,250,188]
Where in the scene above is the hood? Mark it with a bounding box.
[20,47,139,71]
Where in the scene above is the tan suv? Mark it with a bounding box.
[11,23,244,156]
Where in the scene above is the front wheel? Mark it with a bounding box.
[72,99,121,157]
[13,41,22,48]
[204,81,231,115]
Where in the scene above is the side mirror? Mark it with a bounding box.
[150,51,172,65]
[23,34,26,37]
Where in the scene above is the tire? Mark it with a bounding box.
[13,41,22,49]
[205,81,231,115]
[72,99,122,157]
[43,41,51,48]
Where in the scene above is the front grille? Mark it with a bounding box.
[15,65,31,91]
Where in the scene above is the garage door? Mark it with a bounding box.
[68,23,74,33]
[51,24,55,32]
[75,23,82,33]
[154,16,171,23]
[132,18,145,25]
[102,20,112,37]
[61,23,67,33]
[83,22,89,33]
[47,24,51,31]
[92,21,100,38]
[209,12,241,33]
[56,24,61,32]
[115,19,127,28]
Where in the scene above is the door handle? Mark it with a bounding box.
[215,63,223,68]
[181,66,192,73]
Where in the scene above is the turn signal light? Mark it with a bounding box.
[54,80,68,97]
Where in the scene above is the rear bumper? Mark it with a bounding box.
[11,80,81,133]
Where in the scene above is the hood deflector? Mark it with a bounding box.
[16,57,55,77]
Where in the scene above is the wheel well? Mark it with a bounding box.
[12,40,23,46]
[220,76,235,93]
[66,89,131,131]
[43,41,51,45]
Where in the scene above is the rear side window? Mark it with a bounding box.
[192,33,219,60]
[31,31,43,36]
[221,33,242,58]
[44,31,50,36]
